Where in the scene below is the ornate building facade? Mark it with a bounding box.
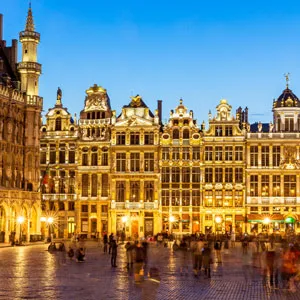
[0,8,43,243]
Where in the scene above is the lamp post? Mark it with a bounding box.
[121,215,128,242]
[17,216,24,245]
[47,217,54,242]
[169,215,175,235]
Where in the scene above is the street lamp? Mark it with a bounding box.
[17,216,25,245]
[121,216,128,242]
[47,217,54,242]
[169,215,175,235]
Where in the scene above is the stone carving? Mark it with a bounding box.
[280,146,300,169]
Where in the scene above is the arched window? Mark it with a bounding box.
[55,117,62,131]
[183,129,189,139]
[173,129,179,139]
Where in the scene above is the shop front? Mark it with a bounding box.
[247,214,285,234]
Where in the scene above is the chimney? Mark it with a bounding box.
[0,14,3,41]
[11,39,18,69]
[157,100,162,123]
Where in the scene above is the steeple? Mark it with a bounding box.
[25,4,35,32]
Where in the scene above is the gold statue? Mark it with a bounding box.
[130,94,142,107]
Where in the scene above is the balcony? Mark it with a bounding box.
[79,119,110,126]
[18,62,41,73]
[42,194,77,201]
[19,30,40,40]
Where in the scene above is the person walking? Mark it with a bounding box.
[125,241,133,269]
[103,233,108,253]
[133,242,145,283]
[111,239,118,267]
[214,239,222,263]
[193,239,204,277]
[108,233,114,254]
[202,242,213,278]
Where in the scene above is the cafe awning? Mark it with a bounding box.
[247,214,284,223]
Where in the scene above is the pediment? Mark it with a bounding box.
[115,116,154,127]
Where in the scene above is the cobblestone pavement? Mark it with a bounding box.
[0,241,299,300]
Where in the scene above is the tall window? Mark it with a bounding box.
[101,174,109,197]
[235,168,243,183]
[205,168,213,182]
[68,171,75,193]
[250,175,258,196]
[192,167,200,183]
[68,144,75,163]
[272,146,280,167]
[215,168,223,183]
[172,147,180,160]
[183,129,189,139]
[162,148,169,160]
[285,117,294,132]
[91,152,98,166]
[130,132,140,145]
[130,153,140,172]
[144,181,154,202]
[225,146,233,161]
[116,132,126,145]
[82,174,89,197]
[261,175,269,197]
[59,144,66,163]
[58,170,65,193]
[40,152,46,164]
[144,153,154,172]
[224,168,233,183]
[116,181,125,202]
[205,146,213,161]
[162,190,170,206]
[91,174,98,197]
[225,126,232,136]
[261,146,269,167]
[182,167,190,183]
[171,167,180,182]
[116,153,126,172]
[192,147,200,160]
[101,149,108,166]
[82,148,88,166]
[284,175,296,197]
[182,190,190,206]
[250,146,258,166]
[162,167,170,183]
[272,175,281,197]
[50,144,56,164]
[171,190,180,206]
[144,132,154,145]
[215,146,222,161]
[204,190,213,206]
[235,146,243,161]
[173,129,179,139]
[55,117,61,131]
[235,191,243,207]
[182,147,190,160]
[192,190,200,206]
[215,126,222,136]
[130,181,140,202]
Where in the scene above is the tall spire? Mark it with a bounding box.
[284,72,290,89]
[25,3,34,31]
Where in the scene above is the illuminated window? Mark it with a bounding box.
[250,146,258,166]
[130,153,140,172]
[235,146,243,161]
[144,132,154,145]
[261,175,269,196]
[272,175,281,197]
[250,175,258,196]
[182,167,190,183]
[215,168,223,183]
[116,181,125,202]
[81,174,89,197]
[162,190,170,206]
[144,152,154,172]
[284,175,296,197]
[215,146,223,161]
[144,181,154,202]
[162,167,170,183]
[130,181,140,202]
[205,146,213,161]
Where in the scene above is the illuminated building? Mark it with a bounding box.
[0,7,43,243]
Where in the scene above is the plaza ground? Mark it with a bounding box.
[0,241,299,300]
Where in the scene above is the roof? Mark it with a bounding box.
[250,122,269,133]
[273,87,300,109]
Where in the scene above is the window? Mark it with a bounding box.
[182,147,190,160]
[192,190,200,206]
[91,205,97,213]
[116,132,126,145]
[225,126,232,136]
[225,146,233,161]
[172,147,180,160]
[59,171,65,193]
[235,146,243,161]
[215,126,223,136]
[144,132,154,145]
[116,153,126,172]
[130,132,140,145]
[162,167,170,183]
[182,190,190,206]
[81,205,88,212]
[40,152,46,164]
[101,151,108,166]
[215,146,222,161]
[250,175,258,196]
[68,202,75,211]
[262,206,269,212]
[162,190,170,206]
[130,181,140,202]
[284,175,296,197]
[205,146,213,161]
[204,190,213,206]
[192,147,200,160]
[235,168,243,183]
[215,168,223,183]
[171,167,180,182]
[192,167,200,183]
[173,129,179,139]
[261,175,269,197]
[272,175,281,197]
[261,146,269,167]
[144,153,154,172]
[162,148,169,160]
[130,153,140,172]
[144,181,154,202]
[205,168,213,182]
[101,205,108,213]
[182,167,190,183]
[68,171,75,194]
[272,146,280,167]
[68,144,75,163]
[50,144,56,164]
[183,129,189,139]
[59,202,65,211]
[82,174,89,197]
[205,214,213,220]
[224,168,233,182]
[81,219,88,232]
[91,174,98,197]
[250,146,258,166]
[171,190,180,206]
[55,117,62,131]
[101,174,109,197]
[59,144,66,163]
[91,152,98,166]
[285,117,294,132]
[235,191,243,207]
[82,148,88,166]
[116,181,125,202]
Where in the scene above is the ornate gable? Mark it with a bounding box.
[84,84,110,112]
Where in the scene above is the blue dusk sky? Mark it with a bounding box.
[2,0,300,125]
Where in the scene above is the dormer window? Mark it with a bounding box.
[215,126,222,136]
[55,117,62,131]
[285,116,294,132]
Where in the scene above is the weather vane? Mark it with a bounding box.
[284,73,290,88]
